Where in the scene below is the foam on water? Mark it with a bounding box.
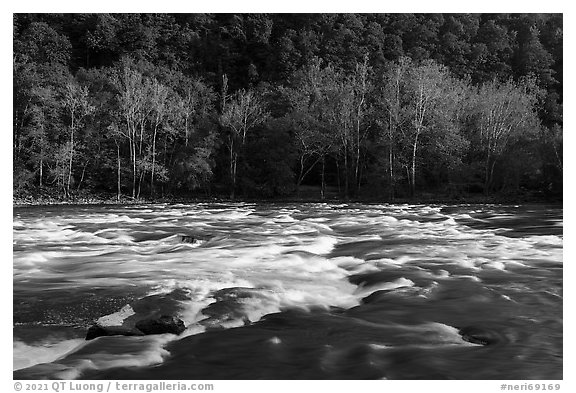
[355,277,415,297]
[13,203,563,379]
[17,335,175,379]
[13,338,85,371]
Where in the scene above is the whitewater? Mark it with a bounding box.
[13,203,562,379]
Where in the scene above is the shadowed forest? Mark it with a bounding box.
[13,14,563,202]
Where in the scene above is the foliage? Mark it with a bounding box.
[13,13,562,200]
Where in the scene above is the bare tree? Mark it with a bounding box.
[351,54,371,192]
[404,60,447,196]
[148,78,169,197]
[62,82,94,198]
[380,57,410,199]
[114,60,148,198]
[220,88,268,199]
[283,59,334,197]
[475,78,540,193]
[107,123,123,201]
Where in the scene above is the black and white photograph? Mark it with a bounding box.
[10,3,565,386]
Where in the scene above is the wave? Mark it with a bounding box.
[13,203,563,379]
[13,338,86,371]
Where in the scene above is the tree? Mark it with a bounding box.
[350,54,371,193]
[170,75,217,193]
[512,16,555,88]
[220,86,268,199]
[13,19,72,192]
[62,81,94,197]
[281,59,334,197]
[106,123,123,201]
[403,60,448,196]
[113,58,150,198]
[14,21,71,66]
[11,14,563,201]
[473,78,541,193]
[148,78,169,197]
[378,57,410,199]
[419,74,471,190]
[471,18,514,83]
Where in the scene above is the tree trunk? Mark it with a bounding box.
[355,128,361,195]
[14,112,19,155]
[321,155,326,200]
[484,151,492,195]
[132,136,137,199]
[137,169,144,199]
[336,159,341,195]
[343,148,349,200]
[164,134,168,169]
[411,133,419,197]
[117,142,121,202]
[231,153,237,200]
[357,153,364,194]
[76,162,88,192]
[229,137,236,200]
[139,122,145,157]
[489,159,498,194]
[388,115,395,200]
[296,155,305,198]
[184,116,189,147]
[67,115,75,198]
[548,128,563,173]
[297,154,322,198]
[150,125,158,198]
[389,145,394,200]
[39,157,43,188]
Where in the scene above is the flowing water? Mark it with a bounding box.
[13,203,562,379]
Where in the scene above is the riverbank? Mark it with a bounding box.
[13,190,562,208]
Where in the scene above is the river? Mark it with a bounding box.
[13,203,563,379]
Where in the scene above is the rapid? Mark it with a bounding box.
[13,203,562,379]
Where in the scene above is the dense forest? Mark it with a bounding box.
[13,13,563,202]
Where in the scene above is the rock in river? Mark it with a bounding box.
[458,326,501,346]
[181,235,197,244]
[85,324,144,340]
[135,315,186,335]
[85,289,189,340]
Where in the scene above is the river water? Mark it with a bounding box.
[13,203,563,379]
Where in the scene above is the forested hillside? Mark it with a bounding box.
[13,14,563,201]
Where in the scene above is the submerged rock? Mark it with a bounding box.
[135,315,186,335]
[85,325,144,340]
[458,326,500,346]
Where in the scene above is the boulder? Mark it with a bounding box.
[135,315,186,335]
[86,289,190,340]
[85,325,144,341]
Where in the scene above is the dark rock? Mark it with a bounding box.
[86,325,144,340]
[181,235,197,244]
[458,326,500,346]
[135,315,186,335]
[130,289,189,317]
[86,289,190,339]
